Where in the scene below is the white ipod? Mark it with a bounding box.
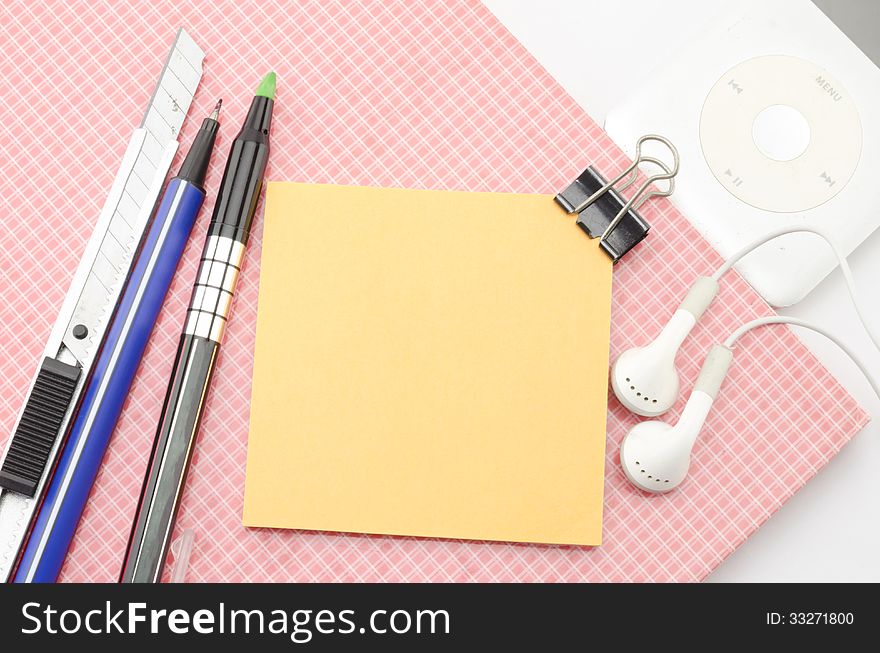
[605,0,880,307]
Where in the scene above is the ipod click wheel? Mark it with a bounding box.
[605,0,880,307]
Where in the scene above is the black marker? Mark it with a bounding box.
[121,72,276,583]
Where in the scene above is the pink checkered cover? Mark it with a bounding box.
[0,0,867,582]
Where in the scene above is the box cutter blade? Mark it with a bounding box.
[0,28,204,581]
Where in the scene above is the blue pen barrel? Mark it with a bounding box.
[15,179,205,582]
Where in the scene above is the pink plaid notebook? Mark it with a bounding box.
[0,0,867,582]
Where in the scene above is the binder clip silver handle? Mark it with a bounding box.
[555,134,680,263]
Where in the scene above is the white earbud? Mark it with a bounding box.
[611,276,718,417]
[614,227,880,494]
[620,345,732,493]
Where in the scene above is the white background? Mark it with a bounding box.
[484,0,880,582]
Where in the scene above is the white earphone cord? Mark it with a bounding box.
[712,226,880,354]
[714,226,880,402]
[723,315,880,402]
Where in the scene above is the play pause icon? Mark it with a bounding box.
[724,169,743,187]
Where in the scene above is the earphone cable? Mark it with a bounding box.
[712,226,880,354]
[723,315,880,402]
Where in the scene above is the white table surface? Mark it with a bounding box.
[484,0,880,582]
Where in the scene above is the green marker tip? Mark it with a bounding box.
[255,72,276,100]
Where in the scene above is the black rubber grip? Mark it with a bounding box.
[0,357,80,497]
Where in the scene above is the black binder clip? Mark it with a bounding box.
[555,134,679,263]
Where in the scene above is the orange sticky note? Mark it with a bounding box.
[243,183,612,545]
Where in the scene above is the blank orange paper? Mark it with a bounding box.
[243,183,612,545]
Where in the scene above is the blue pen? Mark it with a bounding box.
[14,101,222,582]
